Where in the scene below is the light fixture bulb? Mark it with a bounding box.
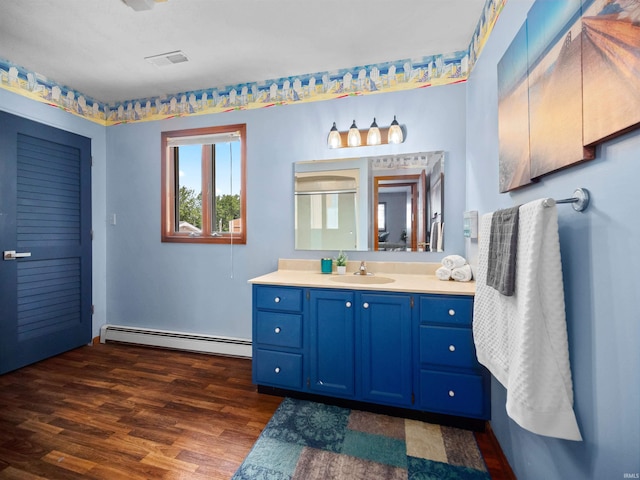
[367,118,381,146]
[347,120,361,147]
[327,122,342,148]
[387,115,404,144]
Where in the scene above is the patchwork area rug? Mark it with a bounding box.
[232,397,490,479]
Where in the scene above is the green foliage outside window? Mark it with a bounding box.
[215,193,241,232]
[179,186,240,232]
[179,186,202,229]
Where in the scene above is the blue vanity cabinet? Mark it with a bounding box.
[252,283,488,421]
[308,289,356,398]
[417,294,490,419]
[359,292,413,407]
[252,285,305,391]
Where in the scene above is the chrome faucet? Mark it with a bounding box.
[356,261,368,275]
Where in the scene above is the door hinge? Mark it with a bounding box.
[306,377,310,388]
[91,305,95,315]
[306,290,310,300]
[410,296,414,308]
[90,229,94,240]
[91,156,93,166]
[411,392,415,404]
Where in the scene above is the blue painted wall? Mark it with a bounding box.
[465,1,640,478]
[105,84,467,339]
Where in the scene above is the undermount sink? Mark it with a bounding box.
[331,275,396,285]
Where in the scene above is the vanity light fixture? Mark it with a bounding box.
[367,118,382,146]
[347,120,362,147]
[387,115,404,144]
[327,122,342,148]
[327,117,404,148]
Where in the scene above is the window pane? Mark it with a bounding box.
[177,145,202,233]
[378,203,386,231]
[213,141,242,234]
[326,193,339,229]
[309,194,323,229]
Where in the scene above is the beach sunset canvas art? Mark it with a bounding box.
[493,0,633,192]
[527,0,594,180]
[582,0,640,146]
[497,23,532,192]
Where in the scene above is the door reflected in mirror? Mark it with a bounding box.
[370,152,443,252]
[294,152,444,253]
[374,175,423,251]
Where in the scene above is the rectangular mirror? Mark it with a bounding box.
[294,151,444,253]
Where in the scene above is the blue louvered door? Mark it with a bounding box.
[0,111,92,374]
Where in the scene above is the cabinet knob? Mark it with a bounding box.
[363,302,369,309]
[274,297,281,303]
[448,309,455,316]
[345,301,352,308]
[274,367,281,374]
[449,344,456,352]
[274,327,281,334]
[448,390,455,397]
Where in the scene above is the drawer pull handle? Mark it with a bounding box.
[448,390,455,397]
[448,309,455,316]
[274,367,281,374]
[449,345,456,352]
[345,301,352,308]
[274,327,281,334]
[274,297,281,303]
[363,302,369,309]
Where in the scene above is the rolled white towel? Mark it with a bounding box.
[442,254,467,270]
[436,266,452,281]
[451,264,473,282]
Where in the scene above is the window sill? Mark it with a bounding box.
[161,234,246,245]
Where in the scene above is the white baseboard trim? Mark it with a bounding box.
[99,324,252,358]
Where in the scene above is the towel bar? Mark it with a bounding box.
[542,187,590,212]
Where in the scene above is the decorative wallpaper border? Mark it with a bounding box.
[0,0,505,126]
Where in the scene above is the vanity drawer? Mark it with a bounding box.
[255,349,303,389]
[420,295,473,326]
[255,286,303,312]
[420,370,486,418]
[419,326,478,369]
[256,311,303,348]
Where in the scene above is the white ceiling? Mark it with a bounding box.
[0,0,486,104]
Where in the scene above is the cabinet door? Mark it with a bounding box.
[359,293,413,406]
[309,289,355,397]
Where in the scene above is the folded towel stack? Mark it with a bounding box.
[437,255,473,282]
[436,266,452,280]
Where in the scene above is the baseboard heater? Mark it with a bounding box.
[99,324,252,358]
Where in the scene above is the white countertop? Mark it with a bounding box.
[249,259,475,296]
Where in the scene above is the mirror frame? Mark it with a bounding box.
[294,151,444,253]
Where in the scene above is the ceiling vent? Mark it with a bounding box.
[122,0,155,11]
[145,51,189,67]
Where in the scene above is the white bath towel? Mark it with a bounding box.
[435,266,452,281]
[473,200,582,441]
[451,264,473,282]
[442,254,467,270]
[430,222,440,252]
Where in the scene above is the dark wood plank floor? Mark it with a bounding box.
[0,343,514,479]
